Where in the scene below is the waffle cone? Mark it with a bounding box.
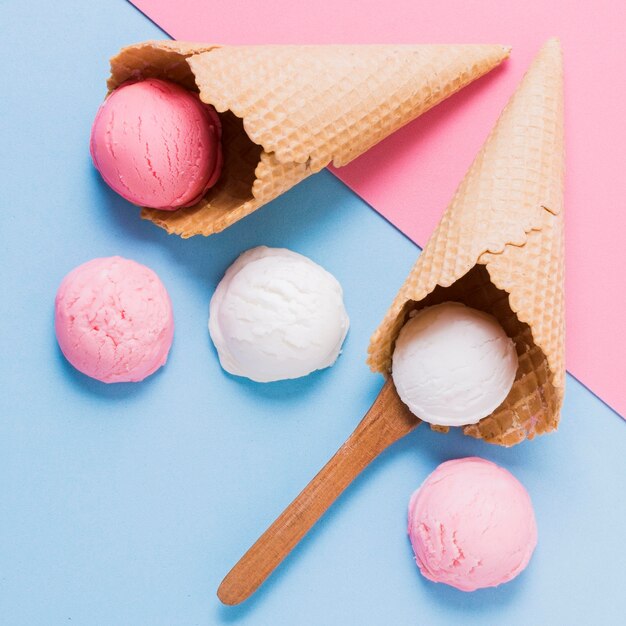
[367,39,565,447]
[107,41,510,237]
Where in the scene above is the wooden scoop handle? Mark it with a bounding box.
[217,379,420,605]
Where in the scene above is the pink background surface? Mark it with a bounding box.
[130,0,625,418]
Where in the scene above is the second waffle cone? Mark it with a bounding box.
[368,39,565,447]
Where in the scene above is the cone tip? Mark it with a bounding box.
[542,37,562,53]
[535,38,563,70]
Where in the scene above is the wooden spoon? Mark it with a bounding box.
[217,379,420,605]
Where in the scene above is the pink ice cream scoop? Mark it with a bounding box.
[408,457,537,592]
[55,257,174,383]
[90,78,222,210]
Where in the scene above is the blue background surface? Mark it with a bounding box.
[1,2,624,624]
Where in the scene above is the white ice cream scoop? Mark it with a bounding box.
[391,302,518,426]
[209,246,349,382]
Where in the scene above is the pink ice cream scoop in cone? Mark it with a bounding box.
[90,78,222,210]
